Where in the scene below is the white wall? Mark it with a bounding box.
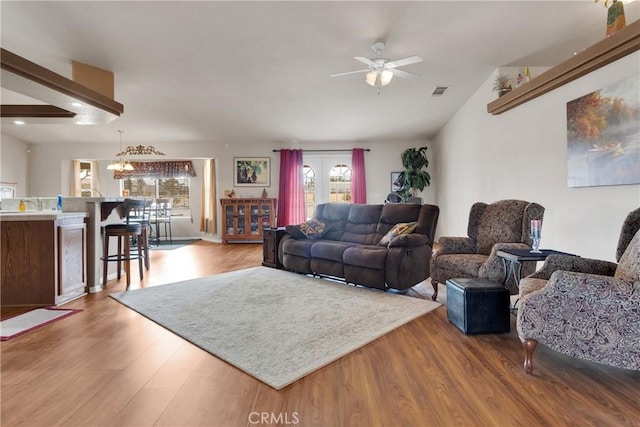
[1,136,434,241]
[433,52,640,262]
[0,134,28,197]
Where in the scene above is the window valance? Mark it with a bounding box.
[113,161,197,179]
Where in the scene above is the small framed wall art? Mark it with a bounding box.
[390,172,402,192]
[234,157,270,186]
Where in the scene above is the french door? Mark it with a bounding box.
[303,155,352,219]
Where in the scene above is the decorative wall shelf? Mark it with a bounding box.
[487,19,640,115]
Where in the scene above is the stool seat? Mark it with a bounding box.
[105,223,142,233]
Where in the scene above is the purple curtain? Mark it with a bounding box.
[351,148,367,204]
[277,149,305,226]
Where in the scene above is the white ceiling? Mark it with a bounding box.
[1,1,638,148]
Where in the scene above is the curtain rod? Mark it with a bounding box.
[272,149,371,152]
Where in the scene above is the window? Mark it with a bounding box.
[122,178,191,217]
[79,162,94,197]
[303,165,316,220]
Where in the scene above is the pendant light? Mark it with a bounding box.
[106,130,134,171]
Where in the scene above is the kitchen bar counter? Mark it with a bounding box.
[0,211,87,221]
[1,211,88,306]
[62,197,126,293]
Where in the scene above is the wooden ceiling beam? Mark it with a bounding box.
[0,48,124,124]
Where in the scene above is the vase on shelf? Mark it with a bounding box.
[606,0,626,37]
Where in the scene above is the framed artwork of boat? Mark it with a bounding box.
[566,74,639,187]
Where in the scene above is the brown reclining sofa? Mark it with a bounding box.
[279,202,439,291]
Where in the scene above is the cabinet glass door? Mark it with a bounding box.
[237,204,245,235]
[225,205,235,235]
[250,203,260,235]
[260,203,272,230]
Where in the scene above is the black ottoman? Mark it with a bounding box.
[446,278,510,334]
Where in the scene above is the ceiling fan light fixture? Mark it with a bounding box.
[380,70,394,86]
[365,70,377,87]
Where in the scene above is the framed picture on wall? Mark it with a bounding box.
[390,172,402,192]
[566,73,640,187]
[234,157,270,186]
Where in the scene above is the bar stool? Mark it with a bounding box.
[129,198,152,270]
[150,198,173,245]
[102,198,146,290]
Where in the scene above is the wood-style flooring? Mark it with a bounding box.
[1,241,638,426]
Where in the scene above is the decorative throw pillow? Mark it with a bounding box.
[299,218,326,239]
[378,222,417,247]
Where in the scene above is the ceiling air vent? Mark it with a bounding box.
[431,86,449,96]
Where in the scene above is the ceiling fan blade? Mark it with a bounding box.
[391,69,421,79]
[353,56,376,67]
[385,55,423,69]
[330,69,369,77]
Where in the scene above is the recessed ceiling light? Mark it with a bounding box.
[13,120,25,125]
[71,102,82,107]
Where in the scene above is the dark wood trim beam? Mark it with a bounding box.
[1,48,124,122]
[488,20,640,115]
[1,105,76,118]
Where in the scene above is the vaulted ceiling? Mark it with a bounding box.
[1,1,638,147]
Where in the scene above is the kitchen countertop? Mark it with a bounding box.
[0,211,88,221]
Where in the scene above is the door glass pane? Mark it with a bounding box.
[303,165,316,219]
[329,164,352,203]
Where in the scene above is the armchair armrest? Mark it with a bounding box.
[527,254,618,280]
[479,242,531,290]
[387,233,428,248]
[437,236,476,255]
[543,270,636,298]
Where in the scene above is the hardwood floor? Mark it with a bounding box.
[1,241,638,426]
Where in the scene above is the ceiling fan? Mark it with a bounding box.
[331,42,423,88]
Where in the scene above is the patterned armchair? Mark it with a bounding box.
[517,208,640,374]
[430,200,545,300]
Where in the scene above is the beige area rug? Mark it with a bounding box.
[110,266,441,389]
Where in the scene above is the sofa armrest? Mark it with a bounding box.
[527,254,618,280]
[437,236,476,254]
[387,233,428,248]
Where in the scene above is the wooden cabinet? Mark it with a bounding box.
[221,198,276,243]
[262,228,287,269]
[1,214,87,307]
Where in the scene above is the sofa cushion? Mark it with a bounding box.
[315,203,351,241]
[341,204,383,244]
[310,241,359,262]
[615,229,640,281]
[378,222,417,247]
[343,245,388,269]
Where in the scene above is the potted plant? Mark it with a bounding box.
[396,146,431,201]
[493,74,512,97]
